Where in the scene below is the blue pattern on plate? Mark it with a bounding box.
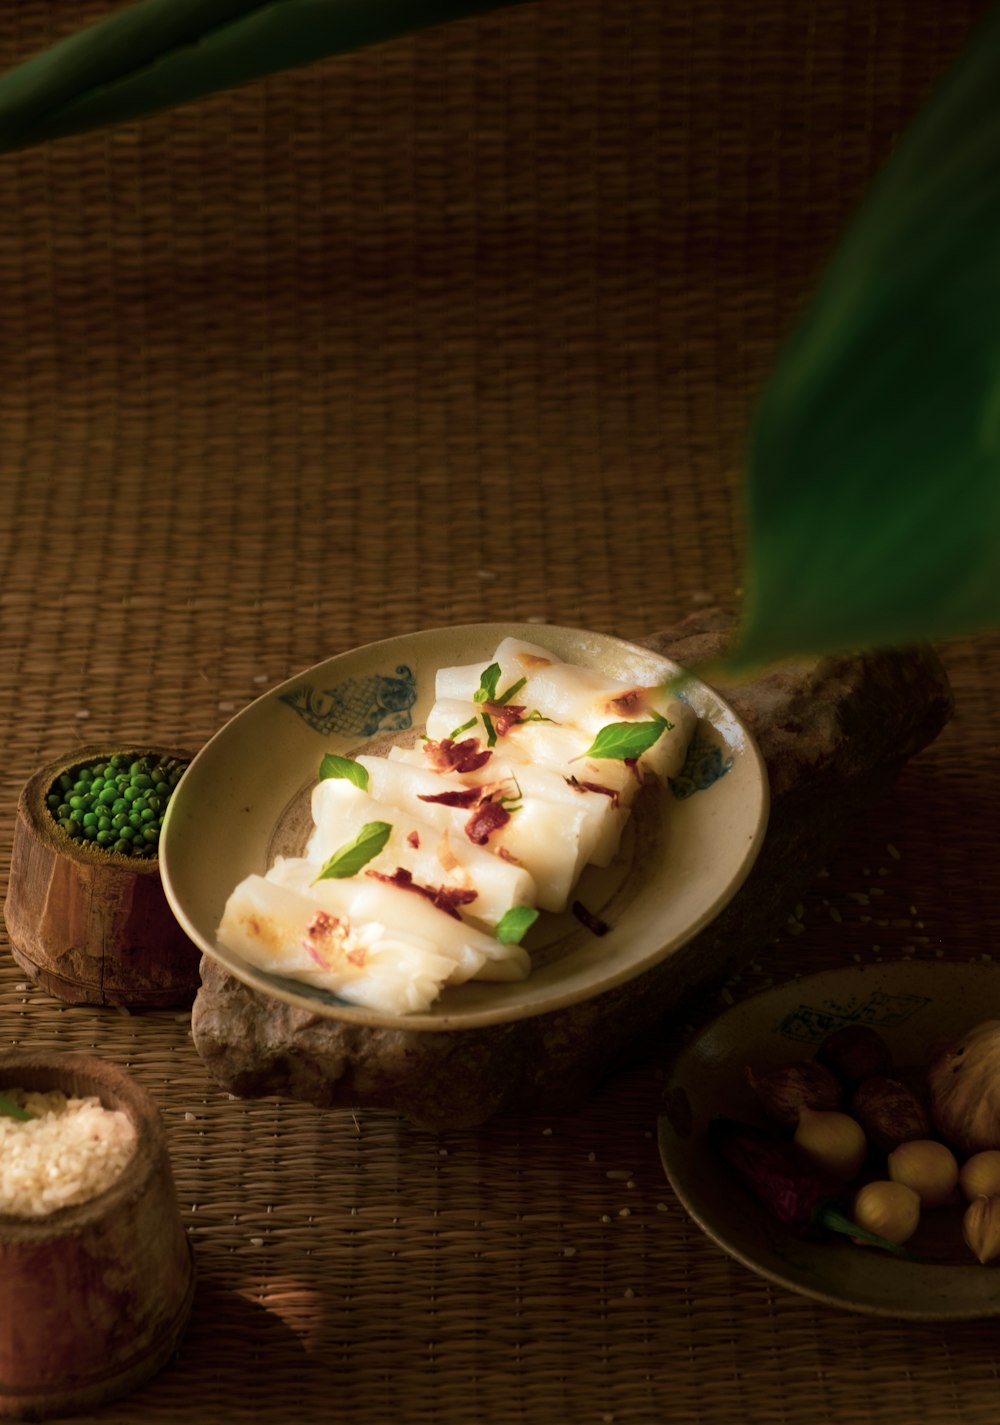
[669,722,734,799]
[775,990,932,1044]
[279,665,417,737]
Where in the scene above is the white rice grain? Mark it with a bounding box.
[0,1089,136,1218]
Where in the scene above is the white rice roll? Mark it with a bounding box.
[268,856,529,982]
[217,874,464,1016]
[306,776,537,925]
[435,637,559,702]
[420,699,641,805]
[435,640,697,780]
[356,754,590,913]
[391,734,627,868]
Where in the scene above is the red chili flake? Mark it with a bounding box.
[496,846,521,864]
[465,798,511,846]
[366,867,478,920]
[424,737,493,774]
[407,830,420,849]
[607,688,647,716]
[418,787,481,808]
[566,775,620,807]
[571,900,610,936]
[483,702,526,737]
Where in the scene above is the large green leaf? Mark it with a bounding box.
[727,5,1000,671]
[0,0,529,153]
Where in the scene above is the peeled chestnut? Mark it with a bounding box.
[745,1059,843,1129]
[849,1075,930,1153]
[815,1024,893,1085]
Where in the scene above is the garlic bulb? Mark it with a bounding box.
[959,1150,1000,1202]
[927,1020,1000,1154]
[963,1194,1000,1265]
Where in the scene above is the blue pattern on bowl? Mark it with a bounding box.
[279,665,417,737]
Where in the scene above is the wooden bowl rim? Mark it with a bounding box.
[19,744,193,875]
[0,1051,167,1237]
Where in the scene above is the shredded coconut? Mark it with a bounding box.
[0,1089,137,1217]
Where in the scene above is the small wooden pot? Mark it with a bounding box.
[0,1052,196,1420]
[3,747,200,1008]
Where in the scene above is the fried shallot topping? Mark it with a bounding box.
[366,867,478,920]
[464,797,511,846]
[423,737,492,774]
[482,702,526,737]
[417,787,481,808]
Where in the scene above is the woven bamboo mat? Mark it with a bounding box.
[2,2,1000,1421]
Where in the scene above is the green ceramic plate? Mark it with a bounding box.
[160,622,768,1030]
[659,961,1000,1319]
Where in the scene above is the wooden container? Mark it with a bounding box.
[3,747,200,1008]
[0,1052,196,1420]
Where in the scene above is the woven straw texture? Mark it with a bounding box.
[2,1,1000,1421]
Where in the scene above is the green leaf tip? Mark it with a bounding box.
[0,1092,31,1122]
[733,3,1000,668]
[314,820,391,881]
[582,714,670,762]
[0,0,533,154]
[473,662,501,704]
[495,905,539,944]
[319,753,369,791]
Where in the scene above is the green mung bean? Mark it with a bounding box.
[48,752,187,859]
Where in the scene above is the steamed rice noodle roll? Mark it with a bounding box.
[355,754,590,912]
[217,875,473,1016]
[307,776,537,926]
[388,739,627,868]
[434,638,696,781]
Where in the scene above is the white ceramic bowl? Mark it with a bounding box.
[160,623,768,1030]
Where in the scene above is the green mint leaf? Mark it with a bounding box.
[496,675,527,706]
[314,821,391,881]
[449,716,479,739]
[319,753,369,791]
[481,711,497,747]
[473,662,501,704]
[0,1092,31,1122]
[582,715,670,761]
[496,906,540,944]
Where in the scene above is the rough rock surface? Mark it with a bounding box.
[191,611,954,1129]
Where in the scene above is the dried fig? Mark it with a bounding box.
[849,1075,930,1153]
[815,1024,893,1085]
[745,1059,843,1129]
